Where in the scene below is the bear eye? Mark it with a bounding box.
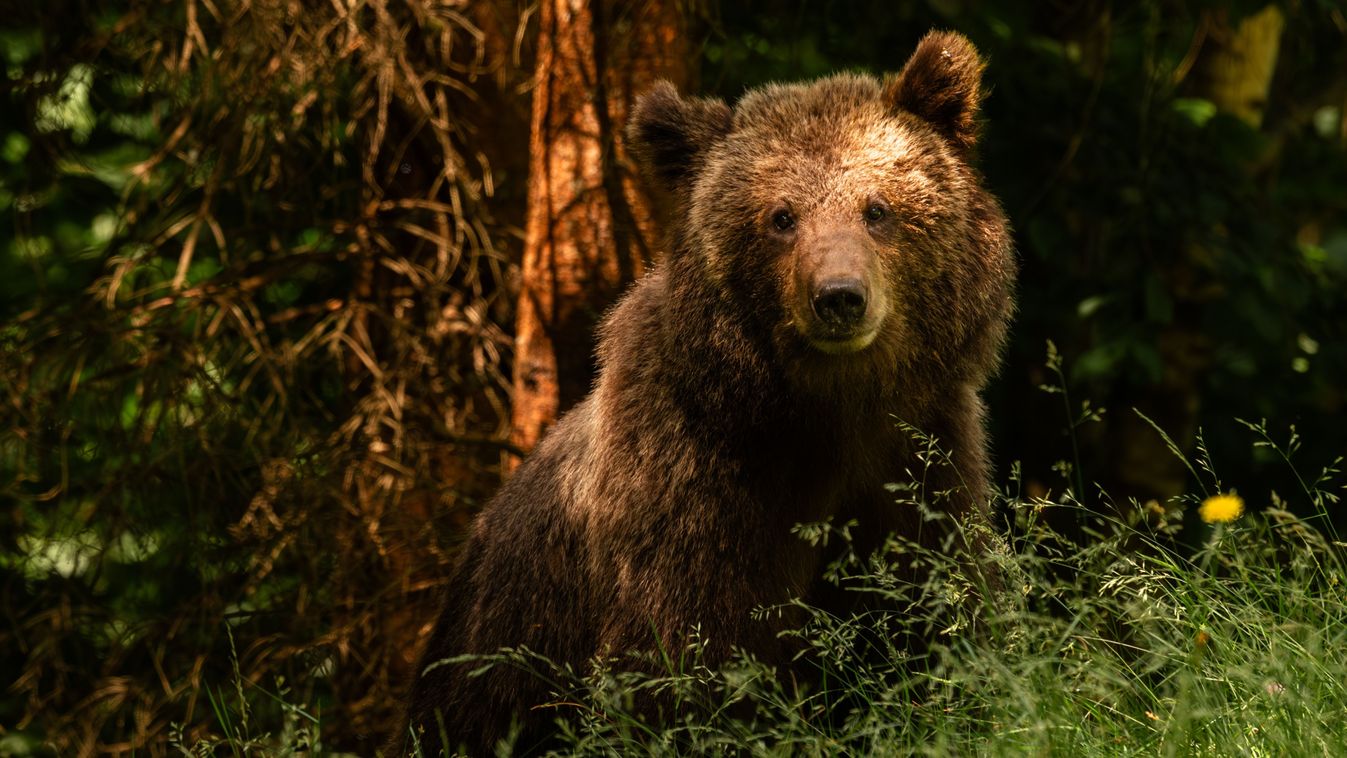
[865,203,887,223]
[771,209,795,232]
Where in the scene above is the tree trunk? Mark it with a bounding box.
[1191,5,1284,129]
[511,0,691,458]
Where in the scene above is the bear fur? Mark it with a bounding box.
[395,30,1015,756]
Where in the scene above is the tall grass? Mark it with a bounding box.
[182,416,1346,757]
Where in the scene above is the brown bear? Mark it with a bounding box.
[395,30,1015,756]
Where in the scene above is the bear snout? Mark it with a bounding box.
[793,232,888,353]
[811,278,869,326]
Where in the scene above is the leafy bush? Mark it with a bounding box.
[1,2,525,751]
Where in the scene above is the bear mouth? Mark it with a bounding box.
[805,327,881,355]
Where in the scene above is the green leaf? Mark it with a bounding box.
[1172,98,1217,127]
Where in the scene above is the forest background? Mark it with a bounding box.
[2,0,1346,754]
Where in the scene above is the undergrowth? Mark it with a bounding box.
[167,410,1347,757]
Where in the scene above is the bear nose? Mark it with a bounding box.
[811,279,868,326]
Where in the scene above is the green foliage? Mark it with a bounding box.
[2,1,523,752]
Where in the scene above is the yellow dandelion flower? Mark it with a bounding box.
[1199,493,1244,524]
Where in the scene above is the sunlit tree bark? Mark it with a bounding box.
[1192,5,1284,128]
[511,0,692,458]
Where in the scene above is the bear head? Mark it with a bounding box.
[629,31,1015,400]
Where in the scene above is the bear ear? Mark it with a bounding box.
[627,81,733,193]
[884,30,985,153]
